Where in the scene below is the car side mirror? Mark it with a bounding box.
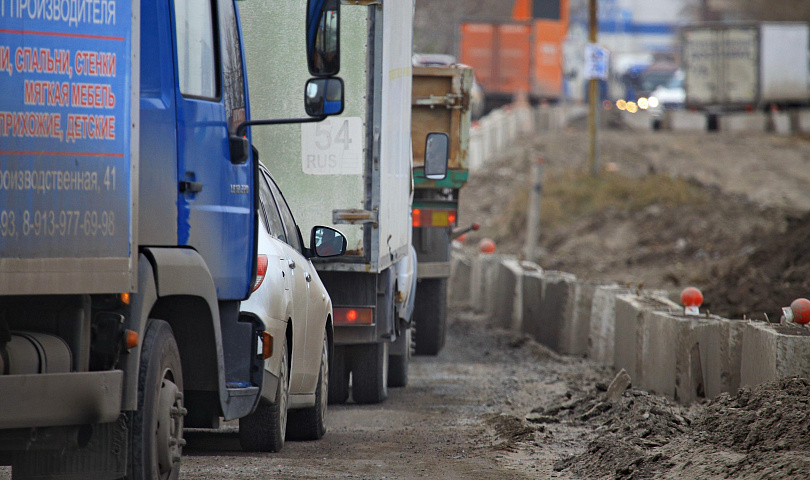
[306,0,340,76]
[424,132,449,180]
[310,226,346,257]
[305,78,345,117]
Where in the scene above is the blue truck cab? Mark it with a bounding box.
[0,0,343,477]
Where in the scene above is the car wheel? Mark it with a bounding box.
[130,319,185,480]
[350,342,388,404]
[328,344,350,404]
[239,337,289,452]
[413,278,447,356]
[287,329,329,440]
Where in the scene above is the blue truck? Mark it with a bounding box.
[0,0,343,477]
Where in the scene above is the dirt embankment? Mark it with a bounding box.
[459,127,810,320]
[527,375,810,480]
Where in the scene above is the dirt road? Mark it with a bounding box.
[180,311,606,480]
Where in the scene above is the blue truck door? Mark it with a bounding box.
[171,0,254,299]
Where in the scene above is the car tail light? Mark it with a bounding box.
[334,307,374,326]
[412,208,457,228]
[252,254,268,293]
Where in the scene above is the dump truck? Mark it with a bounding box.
[410,61,475,355]
[0,0,342,477]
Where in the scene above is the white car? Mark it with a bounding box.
[238,163,346,453]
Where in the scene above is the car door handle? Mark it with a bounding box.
[288,259,296,269]
[305,273,312,282]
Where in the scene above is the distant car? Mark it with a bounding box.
[238,163,347,453]
[649,69,685,110]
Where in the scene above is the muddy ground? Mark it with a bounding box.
[176,313,810,480]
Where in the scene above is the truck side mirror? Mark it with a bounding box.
[311,226,347,257]
[305,78,345,117]
[229,135,249,164]
[306,0,340,76]
[424,132,449,180]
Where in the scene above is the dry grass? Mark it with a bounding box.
[501,170,706,238]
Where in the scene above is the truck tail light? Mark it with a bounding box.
[252,255,268,293]
[412,208,457,228]
[334,307,374,325]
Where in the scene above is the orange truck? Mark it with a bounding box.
[458,0,568,110]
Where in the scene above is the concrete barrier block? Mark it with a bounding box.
[797,109,810,133]
[639,312,739,403]
[491,259,523,330]
[719,112,767,133]
[587,285,631,365]
[516,106,534,135]
[770,111,792,135]
[469,127,484,172]
[740,322,810,389]
[504,109,518,141]
[570,282,597,356]
[534,107,552,131]
[705,317,746,396]
[613,294,679,385]
[668,110,707,132]
[522,271,579,354]
[588,287,671,364]
[449,250,472,308]
[470,254,512,314]
[507,261,544,332]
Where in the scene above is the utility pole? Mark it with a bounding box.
[587,0,599,176]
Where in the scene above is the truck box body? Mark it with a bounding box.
[683,23,810,109]
[458,22,533,100]
[412,64,472,193]
[243,0,416,402]
[459,20,565,104]
[242,1,413,275]
[0,0,137,296]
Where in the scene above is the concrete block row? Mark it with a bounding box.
[455,253,588,355]
[452,252,810,404]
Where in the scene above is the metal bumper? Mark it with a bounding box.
[0,371,123,429]
[416,261,451,279]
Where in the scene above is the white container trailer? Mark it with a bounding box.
[682,23,810,109]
